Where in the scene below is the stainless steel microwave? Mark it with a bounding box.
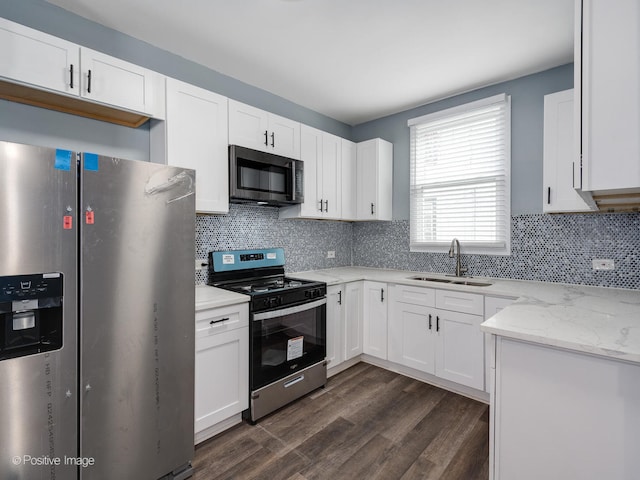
[229,145,304,205]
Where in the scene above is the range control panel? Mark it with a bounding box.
[0,273,63,302]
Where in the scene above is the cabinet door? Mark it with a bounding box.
[228,99,270,152]
[80,47,160,115]
[195,326,249,435]
[579,0,640,192]
[0,17,79,96]
[341,139,357,220]
[543,89,593,212]
[345,281,364,360]
[356,138,393,220]
[362,281,388,359]
[269,113,301,160]
[435,309,484,390]
[357,140,378,219]
[326,285,345,369]
[321,132,341,219]
[165,78,229,213]
[298,124,323,217]
[388,298,436,374]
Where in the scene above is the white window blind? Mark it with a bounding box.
[408,94,511,255]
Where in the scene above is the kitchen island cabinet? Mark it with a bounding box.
[491,336,640,480]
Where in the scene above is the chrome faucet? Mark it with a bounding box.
[448,238,468,277]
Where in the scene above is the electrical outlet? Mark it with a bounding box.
[592,259,615,271]
[195,258,208,271]
[327,251,336,259]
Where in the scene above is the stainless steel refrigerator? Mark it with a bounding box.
[0,141,195,479]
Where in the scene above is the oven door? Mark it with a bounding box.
[251,298,326,390]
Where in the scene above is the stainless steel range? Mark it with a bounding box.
[208,248,327,423]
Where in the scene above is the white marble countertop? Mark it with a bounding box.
[291,267,640,364]
[195,285,249,312]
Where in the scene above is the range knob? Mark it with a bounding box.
[268,296,281,308]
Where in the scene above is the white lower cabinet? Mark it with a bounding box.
[326,282,364,374]
[326,285,345,369]
[362,281,388,359]
[194,302,248,444]
[344,282,364,360]
[434,309,484,390]
[388,284,485,391]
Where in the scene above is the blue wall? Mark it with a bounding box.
[353,64,574,218]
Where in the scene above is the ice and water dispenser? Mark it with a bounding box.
[0,273,63,360]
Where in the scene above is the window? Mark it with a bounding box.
[408,93,511,255]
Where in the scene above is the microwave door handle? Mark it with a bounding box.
[291,162,296,201]
[252,298,327,321]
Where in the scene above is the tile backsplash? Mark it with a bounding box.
[353,213,640,290]
[195,204,353,284]
[196,207,639,289]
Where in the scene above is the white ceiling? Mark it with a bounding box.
[45,0,574,126]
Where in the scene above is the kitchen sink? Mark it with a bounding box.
[408,276,452,283]
[407,275,492,287]
[450,280,492,287]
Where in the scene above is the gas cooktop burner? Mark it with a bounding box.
[222,277,313,295]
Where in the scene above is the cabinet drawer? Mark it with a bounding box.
[392,284,435,307]
[196,303,248,338]
[436,289,483,315]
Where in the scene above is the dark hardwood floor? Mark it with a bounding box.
[193,363,489,480]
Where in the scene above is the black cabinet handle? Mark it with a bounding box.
[436,316,440,332]
[210,317,229,325]
[319,199,324,212]
[381,288,384,302]
[338,290,342,305]
[87,69,92,93]
[264,130,269,146]
[70,64,74,89]
[371,203,375,215]
[271,132,275,147]
[324,200,328,212]
[547,186,551,204]
[428,314,432,330]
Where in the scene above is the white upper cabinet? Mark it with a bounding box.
[0,18,164,122]
[543,89,594,213]
[356,138,393,221]
[228,99,300,159]
[576,0,640,196]
[341,139,357,221]
[279,125,341,219]
[80,48,164,117]
[151,78,229,213]
[0,17,79,95]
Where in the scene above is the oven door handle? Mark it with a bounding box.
[252,298,327,321]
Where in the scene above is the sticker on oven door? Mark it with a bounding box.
[287,336,304,361]
[222,254,235,265]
